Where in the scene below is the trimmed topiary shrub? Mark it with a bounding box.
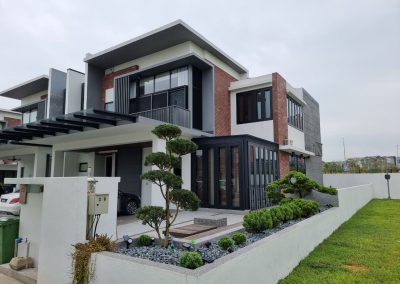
[280,205,294,221]
[267,191,285,205]
[179,251,203,269]
[293,199,319,217]
[270,207,284,227]
[243,209,273,233]
[286,202,302,219]
[317,185,337,195]
[280,198,294,205]
[231,232,246,246]
[136,234,152,247]
[218,237,234,250]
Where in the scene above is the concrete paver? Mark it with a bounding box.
[0,273,23,284]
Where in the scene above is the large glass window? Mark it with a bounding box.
[231,146,240,208]
[208,149,214,206]
[171,67,188,88]
[237,88,272,124]
[22,108,38,124]
[154,72,170,92]
[287,96,303,130]
[289,155,306,174]
[195,150,203,202]
[139,76,154,95]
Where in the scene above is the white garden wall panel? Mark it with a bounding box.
[92,184,376,284]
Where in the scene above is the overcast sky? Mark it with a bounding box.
[0,0,399,161]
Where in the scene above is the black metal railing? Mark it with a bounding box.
[135,105,190,128]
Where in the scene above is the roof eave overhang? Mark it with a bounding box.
[279,145,315,157]
[0,75,49,100]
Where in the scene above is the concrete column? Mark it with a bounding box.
[181,153,191,190]
[149,136,166,207]
[34,148,51,177]
[51,150,64,177]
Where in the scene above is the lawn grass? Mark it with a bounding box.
[280,199,400,284]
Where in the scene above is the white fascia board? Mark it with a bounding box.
[279,145,315,157]
[229,74,273,92]
[286,83,306,105]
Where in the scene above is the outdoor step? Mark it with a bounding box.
[0,264,37,284]
[169,224,216,238]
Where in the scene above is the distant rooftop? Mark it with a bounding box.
[84,19,248,74]
[0,75,48,100]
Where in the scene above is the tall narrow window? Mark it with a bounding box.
[219,148,227,207]
[208,149,215,206]
[154,72,170,92]
[231,146,240,208]
[195,150,203,202]
[170,67,188,88]
[139,76,154,95]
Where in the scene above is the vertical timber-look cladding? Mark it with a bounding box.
[102,65,139,110]
[214,66,237,136]
[272,73,289,177]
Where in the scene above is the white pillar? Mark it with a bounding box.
[51,150,64,177]
[181,153,191,190]
[149,136,167,207]
[34,148,51,177]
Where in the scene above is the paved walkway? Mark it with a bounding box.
[0,273,23,284]
[117,208,245,240]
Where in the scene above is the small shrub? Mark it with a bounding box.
[136,235,152,247]
[317,185,337,195]
[280,205,294,221]
[267,191,285,205]
[270,207,284,227]
[231,232,246,245]
[280,198,294,205]
[286,202,302,219]
[218,237,234,250]
[293,199,319,217]
[71,234,115,284]
[179,251,203,269]
[243,209,272,233]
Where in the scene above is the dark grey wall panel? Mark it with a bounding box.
[115,76,129,114]
[48,69,67,118]
[303,89,323,184]
[116,148,142,197]
[86,64,104,110]
[37,100,47,120]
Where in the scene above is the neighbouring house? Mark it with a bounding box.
[0,20,322,210]
[0,109,21,185]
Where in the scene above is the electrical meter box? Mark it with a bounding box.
[88,194,109,215]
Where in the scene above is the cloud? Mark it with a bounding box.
[0,0,399,160]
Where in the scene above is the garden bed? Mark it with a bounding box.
[115,204,332,268]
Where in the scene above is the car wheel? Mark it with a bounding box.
[125,199,138,215]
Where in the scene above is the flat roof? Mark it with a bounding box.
[84,20,248,74]
[0,108,21,115]
[0,75,49,100]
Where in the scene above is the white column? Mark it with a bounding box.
[51,150,64,177]
[181,153,191,190]
[34,148,51,177]
[149,136,166,207]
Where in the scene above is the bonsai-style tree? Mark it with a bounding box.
[266,171,336,198]
[136,124,200,247]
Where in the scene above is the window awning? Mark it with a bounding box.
[0,109,137,148]
[279,145,315,157]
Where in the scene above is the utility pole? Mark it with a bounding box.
[342,138,346,161]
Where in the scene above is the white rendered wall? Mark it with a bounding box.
[18,155,35,178]
[288,125,305,149]
[230,84,274,141]
[324,173,400,199]
[17,193,43,266]
[4,176,120,284]
[65,69,84,113]
[91,183,378,284]
[108,41,242,80]
[20,90,47,107]
[63,152,95,177]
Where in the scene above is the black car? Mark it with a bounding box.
[117,191,140,215]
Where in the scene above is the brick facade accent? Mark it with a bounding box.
[272,72,289,177]
[4,117,21,127]
[40,94,48,100]
[214,66,237,136]
[101,65,139,109]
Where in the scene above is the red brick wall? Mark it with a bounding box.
[272,72,289,177]
[101,65,139,109]
[214,66,237,136]
[4,117,21,128]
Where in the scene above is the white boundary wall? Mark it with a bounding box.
[92,183,380,284]
[324,173,400,199]
[5,176,120,284]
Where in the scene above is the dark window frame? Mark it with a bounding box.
[236,87,273,124]
[287,96,304,131]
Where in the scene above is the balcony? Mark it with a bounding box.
[135,105,190,128]
[129,86,190,128]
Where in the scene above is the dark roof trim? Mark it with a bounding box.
[0,109,137,147]
[0,75,49,100]
[84,20,248,74]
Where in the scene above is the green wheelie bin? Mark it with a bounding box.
[0,217,19,264]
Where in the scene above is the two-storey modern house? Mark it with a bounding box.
[0,20,322,211]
